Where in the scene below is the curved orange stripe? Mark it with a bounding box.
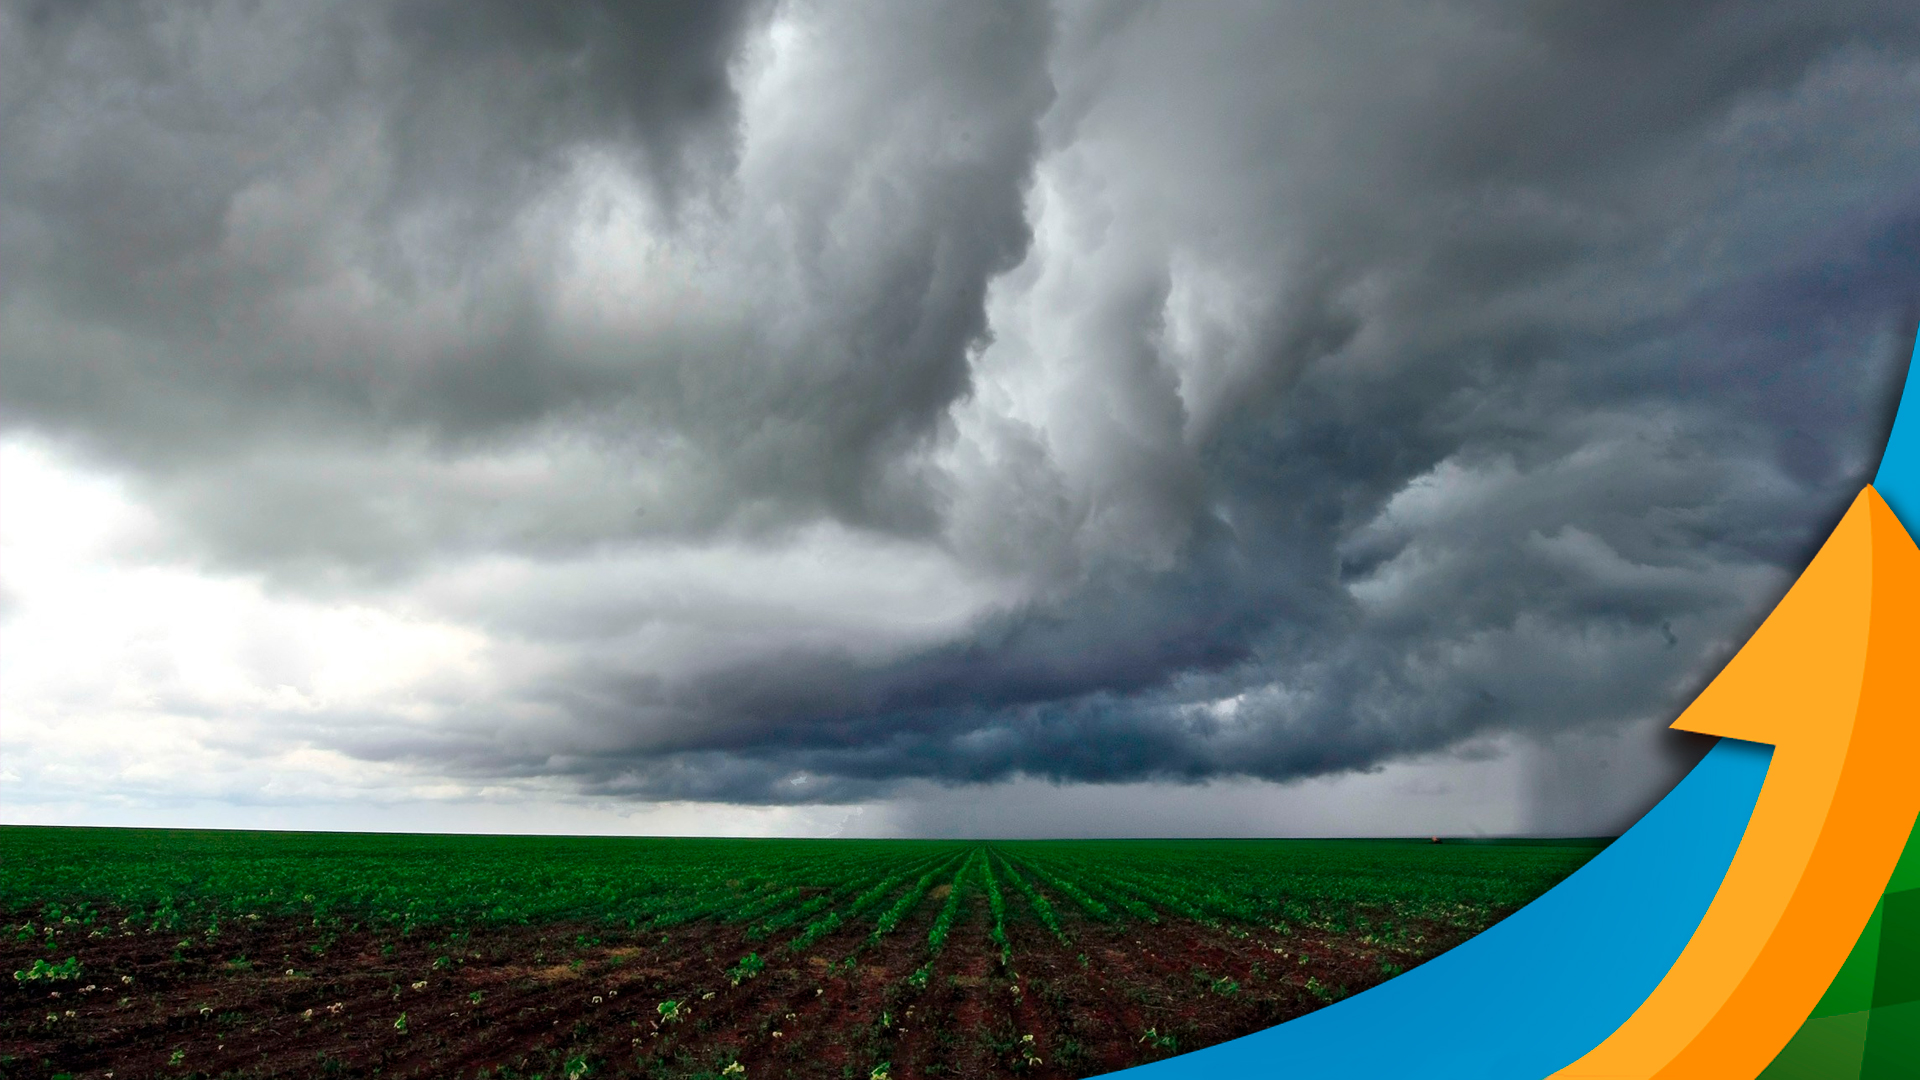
[1552,487,1920,1079]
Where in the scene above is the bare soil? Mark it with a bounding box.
[0,902,1487,1080]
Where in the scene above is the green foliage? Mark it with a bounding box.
[785,851,951,954]
[1011,857,1112,921]
[987,837,1602,938]
[0,825,1602,1014]
[1305,975,1341,1002]
[993,854,1068,944]
[0,828,983,936]
[1138,1027,1179,1054]
[870,857,957,941]
[745,884,844,941]
[925,851,975,954]
[726,951,765,986]
[981,857,1012,968]
[12,956,80,982]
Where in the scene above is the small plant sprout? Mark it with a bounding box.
[869,1064,891,1080]
[721,1064,745,1077]
[592,995,603,1005]
[169,1049,186,1066]
[656,999,683,1025]
[394,1011,409,1033]
[727,951,766,986]
[564,1053,592,1080]
[1140,1027,1178,1053]
[469,991,484,1004]
[411,980,427,991]
[326,1002,344,1014]
[301,1008,313,1021]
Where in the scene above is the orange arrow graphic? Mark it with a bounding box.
[1552,486,1920,1079]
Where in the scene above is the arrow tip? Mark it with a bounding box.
[1668,488,1882,745]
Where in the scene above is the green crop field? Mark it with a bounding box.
[0,826,1604,1080]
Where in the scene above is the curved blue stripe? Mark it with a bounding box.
[1872,328,1920,530]
[1101,739,1772,1080]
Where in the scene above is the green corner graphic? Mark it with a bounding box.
[1759,817,1920,1079]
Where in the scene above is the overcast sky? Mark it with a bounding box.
[4,0,1919,839]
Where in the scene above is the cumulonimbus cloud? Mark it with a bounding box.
[3,0,1918,812]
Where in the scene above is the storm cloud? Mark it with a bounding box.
[4,0,1919,830]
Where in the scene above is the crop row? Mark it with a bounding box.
[0,828,1604,945]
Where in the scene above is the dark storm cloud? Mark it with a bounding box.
[6,0,1920,822]
[0,0,766,454]
[1,0,1054,565]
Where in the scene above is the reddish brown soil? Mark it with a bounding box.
[0,902,1489,1080]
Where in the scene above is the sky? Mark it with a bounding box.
[3,0,1919,839]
